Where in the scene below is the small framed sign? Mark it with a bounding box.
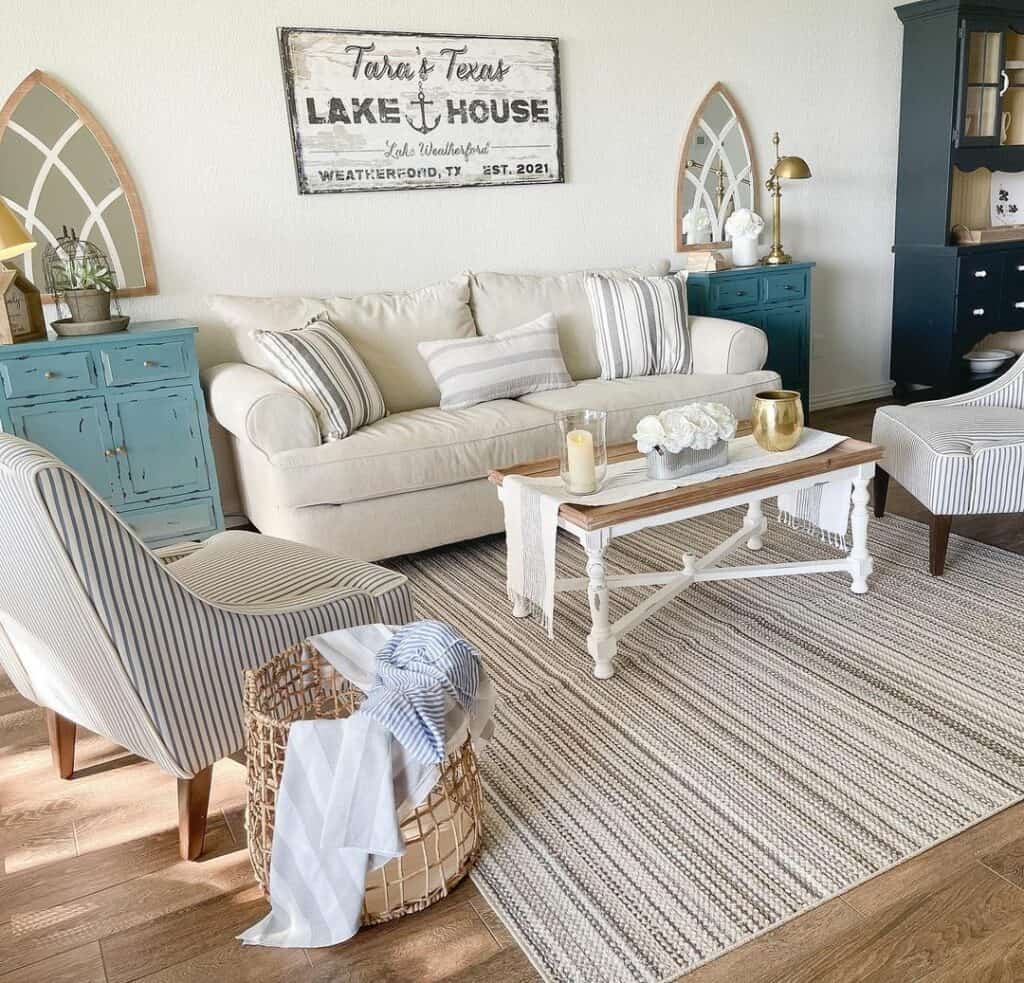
[278,28,564,194]
[0,269,45,344]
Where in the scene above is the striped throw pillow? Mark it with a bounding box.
[253,315,386,440]
[584,272,692,380]
[417,312,572,411]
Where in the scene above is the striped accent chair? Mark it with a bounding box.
[0,434,413,859]
[871,354,1024,575]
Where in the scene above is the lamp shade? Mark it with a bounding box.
[775,155,812,180]
[0,200,35,261]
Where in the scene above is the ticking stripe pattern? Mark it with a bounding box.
[585,272,692,380]
[872,354,1024,515]
[392,510,1024,982]
[254,314,386,440]
[0,434,412,779]
[417,312,572,410]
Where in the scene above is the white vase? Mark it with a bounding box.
[731,234,760,267]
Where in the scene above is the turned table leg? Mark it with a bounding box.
[849,471,873,594]
[584,531,616,679]
[744,498,765,551]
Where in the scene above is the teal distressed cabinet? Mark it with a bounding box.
[0,320,224,546]
[687,262,814,415]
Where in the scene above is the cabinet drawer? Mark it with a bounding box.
[120,497,217,545]
[957,254,1002,299]
[709,278,761,311]
[764,270,807,304]
[100,341,190,386]
[0,350,96,399]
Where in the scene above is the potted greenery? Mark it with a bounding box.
[42,228,119,324]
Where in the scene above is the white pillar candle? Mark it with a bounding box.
[566,428,597,494]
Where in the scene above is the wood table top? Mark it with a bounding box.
[488,430,884,532]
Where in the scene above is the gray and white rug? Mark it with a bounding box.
[392,508,1024,982]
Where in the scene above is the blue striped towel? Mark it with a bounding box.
[357,620,482,765]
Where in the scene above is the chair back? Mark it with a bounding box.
[0,434,182,774]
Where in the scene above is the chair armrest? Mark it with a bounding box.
[689,316,768,375]
[153,541,207,564]
[202,363,320,456]
[914,353,1024,408]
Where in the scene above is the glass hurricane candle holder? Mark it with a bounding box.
[557,409,607,495]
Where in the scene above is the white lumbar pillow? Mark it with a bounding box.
[418,312,572,411]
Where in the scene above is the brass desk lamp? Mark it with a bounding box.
[764,132,811,266]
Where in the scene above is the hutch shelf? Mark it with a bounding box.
[893,0,1024,396]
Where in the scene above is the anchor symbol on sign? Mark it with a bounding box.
[406,90,441,135]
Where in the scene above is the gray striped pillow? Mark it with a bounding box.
[584,272,692,380]
[418,312,571,411]
[253,315,386,440]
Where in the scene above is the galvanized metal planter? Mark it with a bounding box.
[646,439,728,479]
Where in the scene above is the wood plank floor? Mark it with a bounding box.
[3,399,1023,982]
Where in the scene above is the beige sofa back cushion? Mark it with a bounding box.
[469,261,671,382]
[209,275,477,413]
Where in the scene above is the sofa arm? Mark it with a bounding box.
[689,316,768,375]
[202,363,320,456]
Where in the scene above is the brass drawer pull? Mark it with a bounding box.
[115,446,127,455]
[974,269,988,278]
[43,371,57,380]
[143,360,158,368]
[973,307,985,316]
[784,284,797,290]
[104,448,115,458]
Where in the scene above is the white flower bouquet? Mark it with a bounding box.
[633,402,737,479]
[724,208,765,240]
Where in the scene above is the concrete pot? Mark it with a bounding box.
[65,289,111,323]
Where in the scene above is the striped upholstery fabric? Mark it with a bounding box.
[417,312,571,410]
[872,355,1024,515]
[0,434,412,778]
[253,315,386,440]
[585,273,692,380]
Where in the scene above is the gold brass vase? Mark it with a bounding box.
[752,390,804,451]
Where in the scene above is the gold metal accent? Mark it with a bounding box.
[752,390,805,451]
[143,360,158,368]
[115,445,127,454]
[104,448,115,458]
[764,132,811,266]
[43,370,57,380]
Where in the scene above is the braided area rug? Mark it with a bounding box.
[391,507,1024,982]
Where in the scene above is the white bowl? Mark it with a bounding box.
[964,348,1016,374]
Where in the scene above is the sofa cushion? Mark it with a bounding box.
[209,276,477,414]
[269,399,558,508]
[518,370,781,444]
[469,261,671,382]
[418,312,571,410]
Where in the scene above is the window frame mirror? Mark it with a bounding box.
[674,83,757,252]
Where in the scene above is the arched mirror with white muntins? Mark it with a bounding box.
[675,84,757,251]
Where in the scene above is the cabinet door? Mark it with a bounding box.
[956,22,1005,147]
[9,397,121,502]
[108,387,210,502]
[762,306,809,412]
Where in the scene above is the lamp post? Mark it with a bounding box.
[764,132,811,266]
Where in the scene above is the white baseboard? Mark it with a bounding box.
[810,381,895,412]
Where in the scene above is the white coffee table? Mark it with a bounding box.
[489,435,883,679]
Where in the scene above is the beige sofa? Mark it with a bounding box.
[202,265,780,560]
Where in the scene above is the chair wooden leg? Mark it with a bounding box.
[873,468,890,518]
[929,513,953,576]
[45,709,76,780]
[177,766,213,861]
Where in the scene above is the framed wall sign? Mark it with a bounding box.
[278,28,564,194]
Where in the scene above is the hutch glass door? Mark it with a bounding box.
[959,25,1004,144]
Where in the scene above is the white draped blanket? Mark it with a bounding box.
[503,429,847,636]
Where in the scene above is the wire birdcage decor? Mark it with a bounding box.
[42,226,122,323]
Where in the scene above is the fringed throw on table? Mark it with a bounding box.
[777,480,853,548]
[239,621,495,949]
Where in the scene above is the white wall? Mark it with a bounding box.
[4,0,902,406]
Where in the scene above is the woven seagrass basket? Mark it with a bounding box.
[243,641,483,925]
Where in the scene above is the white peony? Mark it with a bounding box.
[633,415,667,454]
[682,207,712,234]
[634,401,737,454]
[724,208,765,240]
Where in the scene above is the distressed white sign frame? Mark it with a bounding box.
[278,27,564,194]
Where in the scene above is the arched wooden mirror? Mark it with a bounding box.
[674,83,757,251]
